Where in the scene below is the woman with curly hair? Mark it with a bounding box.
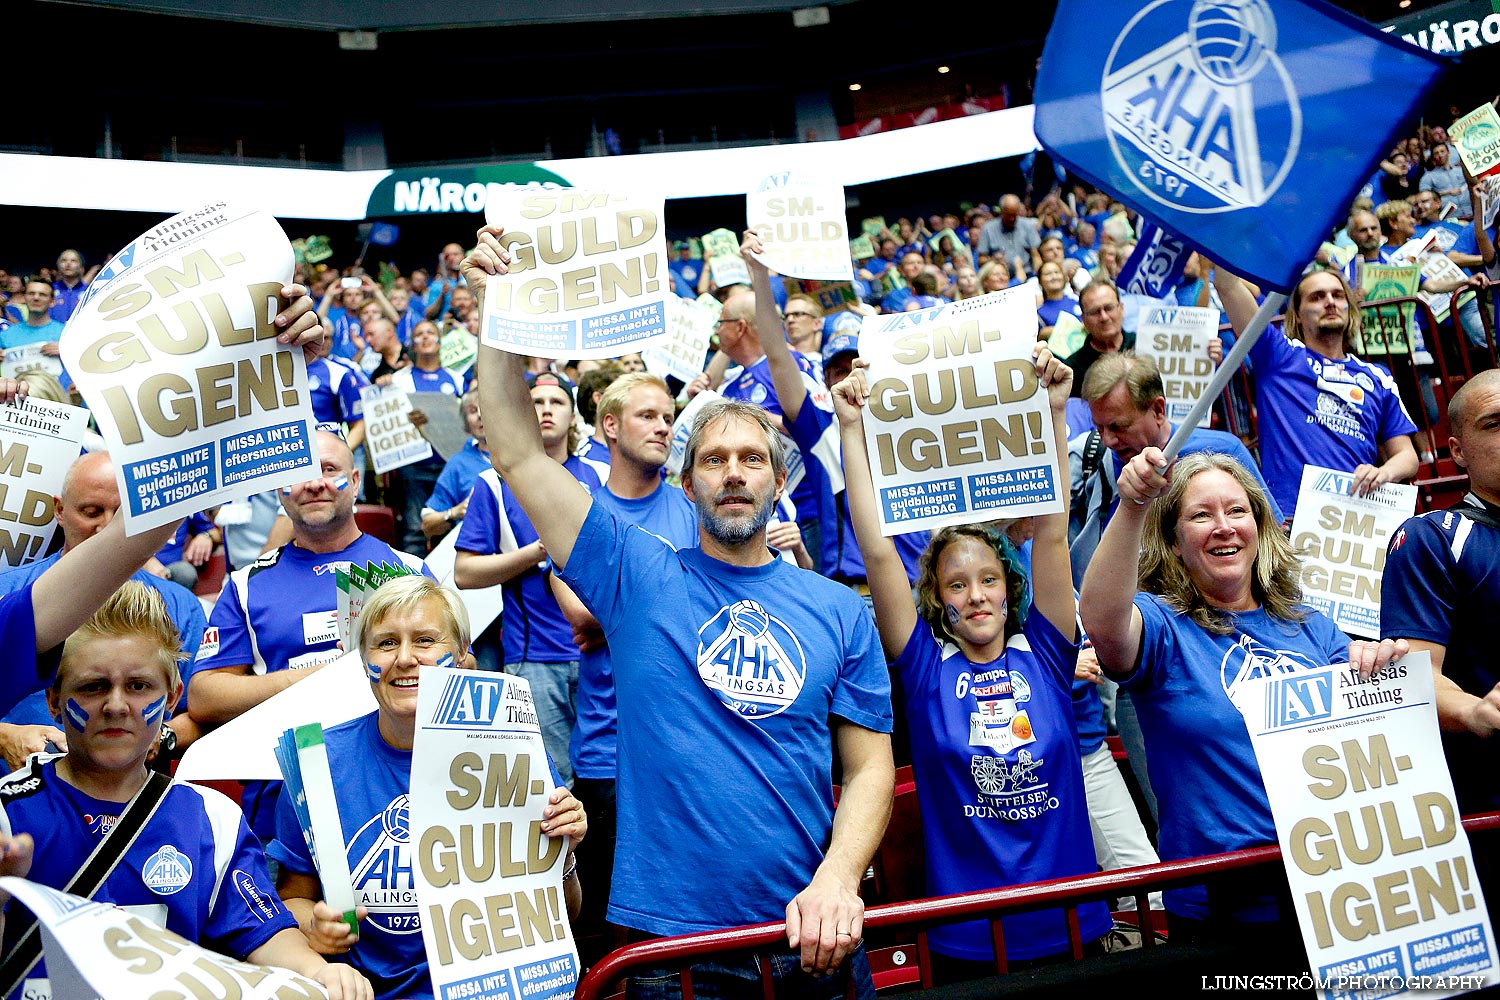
[1080,449,1406,938]
[833,346,1111,977]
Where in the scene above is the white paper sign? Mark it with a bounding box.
[59,203,318,534]
[361,384,433,474]
[1290,466,1417,639]
[0,398,89,569]
[1134,304,1219,427]
[174,651,377,781]
[411,669,579,1000]
[482,187,668,359]
[1230,654,1498,1000]
[641,295,715,385]
[1,878,330,1000]
[427,525,505,639]
[1,343,64,383]
[858,290,1063,535]
[747,172,854,281]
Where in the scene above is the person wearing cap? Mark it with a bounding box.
[453,369,608,785]
[668,240,703,300]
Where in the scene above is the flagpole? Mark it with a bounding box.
[1159,291,1287,466]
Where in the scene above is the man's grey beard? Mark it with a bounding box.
[694,488,776,547]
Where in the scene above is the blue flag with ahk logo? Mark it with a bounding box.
[1034,0,1449,292]
[1116,218,1190,299]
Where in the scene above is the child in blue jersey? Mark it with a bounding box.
[1080,450,1407,946]
[0,583,371,1000]
[833,348,1113,974]
[271,576,585,1000]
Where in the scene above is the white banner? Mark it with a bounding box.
[1,343,64,383]
[1,878,330,1000]
[641,296,715,385]
[1290,466,1417,639]
[1134,304,1219,427]
[174,652,376,781]
[0,398,90,569]
[426,526,505,639]
[1230,653,1498,1000]
[481,188,668,359]
[747,172,854,281]
[361,385,433,474]
[857,290,1062,535]
[411,669,579,1000]
[59,203,318,534]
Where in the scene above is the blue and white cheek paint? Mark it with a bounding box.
[332,475,349,491]
[141,694,168,727]
[63,699,90,732]
[435,652,455,669]
[366,661,384,682]
[946,603,962,626]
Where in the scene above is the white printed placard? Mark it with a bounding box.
[1452,102,1500,179]
[747,172,854,281]
[857,289,1063,535]
[1230,654,1498,1000]
[411,669,579,1000]
[1,343,64,383]
[361,384,433,474]
[59,203,318,534]
[481,187,668,359]
[0,398,90,568]
[1134,304,1219,427]
[1290,466,1417,639]
[641,295,716,385]
[1,877,331,1000]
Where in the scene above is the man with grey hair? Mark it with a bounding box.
[977,193,1041,274]
[467,225,893,996]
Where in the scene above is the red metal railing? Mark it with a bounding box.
[575,812,1500,1000]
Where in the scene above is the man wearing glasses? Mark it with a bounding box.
[782,296,825,358]
[1063,280,1134,398]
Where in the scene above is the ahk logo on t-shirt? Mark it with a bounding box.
[695,600,807,720]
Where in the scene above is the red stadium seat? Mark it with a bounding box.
[354,504,398,546]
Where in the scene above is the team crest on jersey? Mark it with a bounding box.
[1101,0,1300,214]
[696,600,807,720]
[1220,632,1324,697]
[85,813,118,836]
[349,794,420,934]
[142,845,192,895]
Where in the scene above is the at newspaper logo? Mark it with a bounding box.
[875,303,949,332]
[1314,470,1356,495]
[429,673,506,727]
[1261,670,1334,729]
[1102,0,1301,214]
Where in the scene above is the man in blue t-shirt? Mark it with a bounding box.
[189,429,432,842]
[420,388,490,544]
[1215,267,1417,522]
[466,228,893,995]
[388,321,464,554]
[1,279,66,356]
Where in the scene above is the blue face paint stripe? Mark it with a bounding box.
[945,603,961,625]
[332,475,349,491]
[64,699,90,731]
[141,695,167,726]
[366,661,383,682]
[436,652,455,669]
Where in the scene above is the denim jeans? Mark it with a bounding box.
[507,659,578,787]
[628,944,873,1000]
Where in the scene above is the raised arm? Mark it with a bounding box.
[1211,265,1260,336]
[465,226,591,571]
[830,361,918,660]
[1028,345,1077,642]
[1079,448,1171,679]
[33,515,182,652]
[743,229,807,423]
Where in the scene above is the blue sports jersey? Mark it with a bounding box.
[269,712,428,1000]
[575,436,611,468]
[155,512,215,566]
[0,583,39,718]
[571,482,699,780]
[193,534,431,842]
[1124,593,1348,920]
[422,439,491,519]
[456,459,606,664]
[893,614,1111,961]
[0,759,293,996]
[1381,505,1500,812]
[558,501,891,935]
[1247,330,1416,521]
[390,366,464,397]
[307,356,369,427]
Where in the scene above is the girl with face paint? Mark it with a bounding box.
[0,583,375,1000]
[832,348,1114,974]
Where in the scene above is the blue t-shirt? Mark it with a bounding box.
[156,511,215,566]
[390,365,463,397]
[1247,331,1416,521]
[1124,593,1348,920]
[893,614,1111,960]
[0,583,40,719]
[269,712,429,1000]
[0,760,293,993]
[1380,505,1500,812]
[307,356,369,427]
[423,439,491,518]
[572,482,699,779]
[326,312,364,362]
[558,501,891,935]
[456,459,606,664]
[0,321,64,351]
[1038,297,1082,330]
[193,534,432,841]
